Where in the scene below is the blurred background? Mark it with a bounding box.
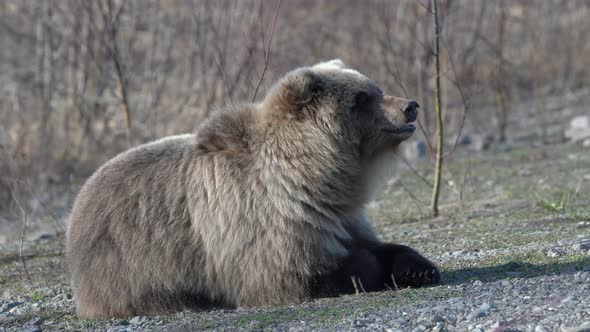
[1,0,589,243]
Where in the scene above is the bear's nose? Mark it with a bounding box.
[401,101,419,122]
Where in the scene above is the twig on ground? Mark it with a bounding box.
[358,278,366,293]
[390,274,400,295]
[8,185,32,284]
[0,176,65,240]
[0,251,63,264]
[351,276,360,295]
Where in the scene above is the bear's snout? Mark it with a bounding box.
[401,101,419,123]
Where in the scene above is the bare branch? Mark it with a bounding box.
[440,38,468,158]
[8,185,32,284]
[396,153,433,188]
[251,0,282,102]
[430,0,443,217]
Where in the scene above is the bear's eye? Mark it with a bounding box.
[355,91,370,107]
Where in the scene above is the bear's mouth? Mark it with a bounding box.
[393,123,416,134]
[386,122,416,135]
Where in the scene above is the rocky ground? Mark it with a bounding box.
[1,90,590,331]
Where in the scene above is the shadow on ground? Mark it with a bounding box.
[443,256,590,285]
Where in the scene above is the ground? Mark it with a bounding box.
[1,133,589,331]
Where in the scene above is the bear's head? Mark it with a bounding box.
[262,59,418,159]
[259,59,419,205]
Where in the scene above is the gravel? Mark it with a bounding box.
[324,272,589,332]
[0,270,588,331]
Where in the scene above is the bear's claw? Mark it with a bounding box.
[390,252,441,287]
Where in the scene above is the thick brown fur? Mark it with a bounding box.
[67,60,439,318]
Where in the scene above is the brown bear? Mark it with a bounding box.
[66,59,439,318]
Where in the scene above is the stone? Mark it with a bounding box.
[467,303,493,320]
[403,140,427,160]
[470,134,494,151]
[573,242,590,252]
[0,301,22,313]
[22,328,42,332]
[561,322,590,332]
[411,325,427,332]
[129,316,144,325]
[27,316,43,326]
[9,304,29,316]
[561,295,577,303]
[565,115,590,143]
[458,134,472,145]
[547,247,565,258]
[431,322,444,332]
[451,249,468,257]
[487,321,505,332]
[352,319,366,328]
[36,233,54,241]
[0,313,16,325]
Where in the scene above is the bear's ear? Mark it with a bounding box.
[263,68,323,115]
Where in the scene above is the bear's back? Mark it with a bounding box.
[66,134,216,317]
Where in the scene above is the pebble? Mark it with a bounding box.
[547,247,565,257]
[36,233,54,241]
[431,323,444,332]
[561,296,577,303]
[561,322,590,332]
[352,319,366,328]
[0,313,15,325]
[27,316,42,326]
[467,303,493,320]
[22,328,42,332]
[410,325,427,332]
[0,302,22,313]
[536,325,550,332]
[129,316,144,325]
[573,242,590,252]
[9,305,28,315]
